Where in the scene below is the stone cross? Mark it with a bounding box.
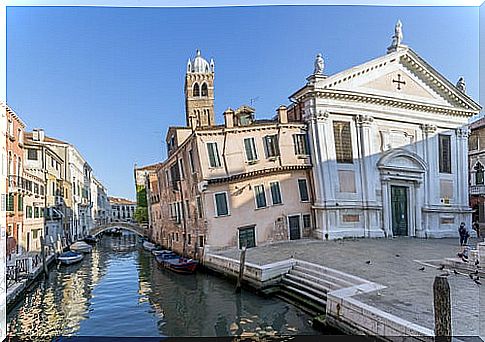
[392,73,406,90]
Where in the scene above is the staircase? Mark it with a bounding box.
[276,260,366,316]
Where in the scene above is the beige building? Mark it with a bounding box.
[149,50,313,259]
[469,117,485,225]
[108,196,136,223]
[21,170,45,252]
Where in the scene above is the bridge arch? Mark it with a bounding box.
[91,222,147,237]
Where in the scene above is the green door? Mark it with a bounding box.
[391,186,408,236]
[238,226,256,249]
[288,215,301,240]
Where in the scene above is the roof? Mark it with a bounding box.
[135,162,162,172]
[469,117,485,131]
[108,196,136,205]
[24,131,68,145]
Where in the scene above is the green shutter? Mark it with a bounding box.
[270,182,282,205]
[298,179,309,202]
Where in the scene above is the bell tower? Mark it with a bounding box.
[185,50,215,129]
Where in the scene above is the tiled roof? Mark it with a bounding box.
[24,132,68,145]
[108,196,136,205]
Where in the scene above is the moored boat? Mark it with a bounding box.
[70,241,93,253]
[163,257,198,274]
[58,251,84,265]
[84,235,97,244]
[142,241,157,251]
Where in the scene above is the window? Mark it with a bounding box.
[188,234,192,245]
[333,121,353,163]
[188,149,195,173]
[176,233,179,242]
[27,149,38,160]
[469,134,479,151]
[439,134,452,174]
[270,182,282,205]
[214,192,229,216]
[264,135,280,158]
[196,196,203,218]
[6,193,14,212]
[193,83,200,97]
[201,83,208,97]
[185,199,190,219]
[475,162,484,185]
[244,138,258,162]
[179,159,185,179]
[17,195,23,211]
[238,226,256,249]
[199,235,204,248]
[298,179,309,202]
[207,142,221,168]
[34,207,39,218]
[303,214,311,229]
[26,205,32,218]
[293,134,309,156]
[254,184,267,208]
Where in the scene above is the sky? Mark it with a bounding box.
[6,5,480,201]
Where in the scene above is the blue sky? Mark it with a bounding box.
[6,5,480,200]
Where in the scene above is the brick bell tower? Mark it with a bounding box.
[185,49,215,129]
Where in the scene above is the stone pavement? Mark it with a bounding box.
[213,237,484,337]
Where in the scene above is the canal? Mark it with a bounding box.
[7,233,322,339]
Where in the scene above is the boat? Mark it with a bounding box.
[70,241,93,253]
[152,249,171,257]
[58,251,84,265]
[83,235,97,244]
[143,241,157,251]
[163,257,198,274]
[155,251,178,263]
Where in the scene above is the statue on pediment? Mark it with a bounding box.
[391,20,403,48]
[456,77,466,93]
[314,53,324,75]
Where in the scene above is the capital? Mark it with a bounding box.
[456,127,470,138]
[355,114,374,126]
[420,123,437,134]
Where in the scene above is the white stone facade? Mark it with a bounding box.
[291,46,481,239]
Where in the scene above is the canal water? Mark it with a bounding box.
[7,233,322,339]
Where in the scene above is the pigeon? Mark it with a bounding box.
[365,260,371,265]
[419,267,425,271]
[474,278,482,286]
[439,272,450,277]
[453,269,459,275]
[438,265,445,270]
[472,270,479,276]
[476,259,480,266]
[469,273,475,279]
[395,254,400,257]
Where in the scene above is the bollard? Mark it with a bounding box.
[235,246,247,293]
[433,275,452,339]
[40,237,48,278]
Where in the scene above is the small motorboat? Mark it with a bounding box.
[143,241,157,251]
[163,257,198,274]
[58,251,84,265]
[152,249,171,256]
[83,235,97,244]
[70,241,93,253]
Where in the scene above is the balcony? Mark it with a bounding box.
[470,185,485,195]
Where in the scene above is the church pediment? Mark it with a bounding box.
[307,48,481,113]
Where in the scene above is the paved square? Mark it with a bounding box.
[212,237,484,336]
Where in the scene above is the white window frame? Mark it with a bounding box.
[253,184,267,209]
[214,191,230,217]
[206,142,222,168]
[269,181,283,205]
[243,137,259,162]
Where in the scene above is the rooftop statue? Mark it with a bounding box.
[314,53,324,75]
[456,77,466,93]
[391,20,403,48]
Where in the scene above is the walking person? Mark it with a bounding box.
[457,222,470,261]
[472,221,481,241]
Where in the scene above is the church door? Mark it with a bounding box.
[391,186,408,236]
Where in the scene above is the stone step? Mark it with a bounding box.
[288,269,341,292]
[293,265,356,288]
[282,276,328,300]
[280,283,327,309]
[294,261,365,286]
[274,291,319,317]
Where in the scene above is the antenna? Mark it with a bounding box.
[250,97,260,106]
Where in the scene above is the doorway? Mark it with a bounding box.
[391,186,408,236]
[288,215,301,240]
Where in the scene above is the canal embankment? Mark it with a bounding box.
[204,237,484,339]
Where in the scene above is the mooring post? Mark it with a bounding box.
[433,275,452,339]
[41,237,48,277]
[235,246,247,293]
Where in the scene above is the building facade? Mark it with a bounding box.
[108,196,136,223]
[147,51,313,260]
[468,117,485,223]
[6,106,26,256]
[291,23,481,239]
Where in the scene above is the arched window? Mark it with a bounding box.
[193,83,200,97]
[201,83,208,97]
[475,162,484,185]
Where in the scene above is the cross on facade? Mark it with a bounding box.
[392,73,406,90]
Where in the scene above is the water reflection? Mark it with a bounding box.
[7,233,319,338]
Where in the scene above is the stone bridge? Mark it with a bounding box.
[90,222,147,237]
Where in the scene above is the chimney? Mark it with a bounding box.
[277,105,288,124]
[224,108,235,128]
[32,128,45,142]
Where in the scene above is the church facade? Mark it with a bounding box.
[290,22,481,239]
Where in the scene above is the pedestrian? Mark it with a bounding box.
[458,222,470,246]
[472,221,480,239]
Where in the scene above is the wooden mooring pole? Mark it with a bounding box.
[40,237,49,278]
[235,247,247,293]
[433,275,452,340]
